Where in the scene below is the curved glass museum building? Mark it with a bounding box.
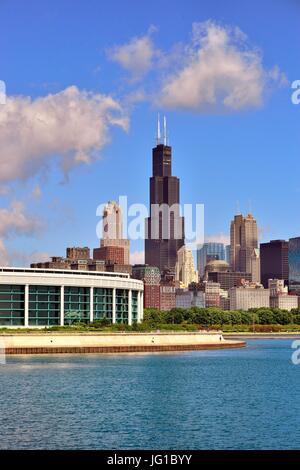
[0,267,144,327]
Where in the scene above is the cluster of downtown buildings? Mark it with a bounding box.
[134,213,300,313]
[0,120,299,327]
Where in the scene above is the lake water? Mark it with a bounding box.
[0,339,299,449]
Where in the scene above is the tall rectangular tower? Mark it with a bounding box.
[260,239,289,288]
[145,118,185,273]
[288,237,300,294]
[93,200,130,265]
[230,213,258,276]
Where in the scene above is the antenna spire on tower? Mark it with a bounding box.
[157,113,161,145]
[163,115,167,146]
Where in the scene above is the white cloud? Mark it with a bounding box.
[130,250,144,265]
[157,21,286,112]
[205,233,230,246]
[0,246,51,267]
[0,240,10,266]
[11,250,50,267]
[0,201,43,267]
[0,86,128,183]
[0,201,41,238]
[29,251,50,264]
[108,28,158,81]
[123,89,146,108]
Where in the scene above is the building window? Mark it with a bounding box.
[116,289,129,324]
[29,285,60,326]
[132,291,138,322]
[64,286,90,324]
[0,285,24,326]
[94,288,113,322]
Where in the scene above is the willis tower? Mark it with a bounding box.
[145,116,185,274]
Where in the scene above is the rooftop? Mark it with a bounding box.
[0,266,130,279]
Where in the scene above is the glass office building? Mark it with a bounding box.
[29,285,60,326]
[197,243,226,278]
[94,287,113,322]
[0,267,144,327]
[0,284,25,326]
[289,237,300,294]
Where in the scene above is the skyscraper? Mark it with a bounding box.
[250,248,261,283]
[93,201,130,265]
[230,213,258,277]
[260,240,289,288]
[145,116,185,273]
[197,243,225,278]
[225,244,231,264]
[132,265,161,309]
[175,246,198,288]
[288,237,300,294]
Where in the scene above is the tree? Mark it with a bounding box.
[230,311,242,325]
[143,308,163,324]
[257,309,276,325]
[64,310,83,325]
[293,314,300,325]
[190,308,211,326]
[272,309,292,325]
[240,311,254,325]
[165,308,185,324]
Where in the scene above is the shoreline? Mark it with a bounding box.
[3,343,246,355]
[0,331,245,354]
[224,332,300,339]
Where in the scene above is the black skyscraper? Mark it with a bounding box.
[260,239,289,288]
[145,117,185,273]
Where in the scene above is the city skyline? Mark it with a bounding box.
[1,1,300,458]
[0,0,299,266]
[145,117,185,272]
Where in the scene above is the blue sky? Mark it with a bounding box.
[0,0,299,265]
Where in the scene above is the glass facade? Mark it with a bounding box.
[0,281,141,326]
[94,288,113,322]
[0,284,24,326]
[289,237,300,294]
[197,243,226,278]
[64,286,90,324]
[116,289,128,323]
[29,285,60,326]
[132,290,138,322]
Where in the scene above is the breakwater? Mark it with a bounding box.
[0,331,245,354]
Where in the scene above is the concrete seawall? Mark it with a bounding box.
[0,331,246,354]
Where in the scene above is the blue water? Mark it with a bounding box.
[0,339,300,449]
